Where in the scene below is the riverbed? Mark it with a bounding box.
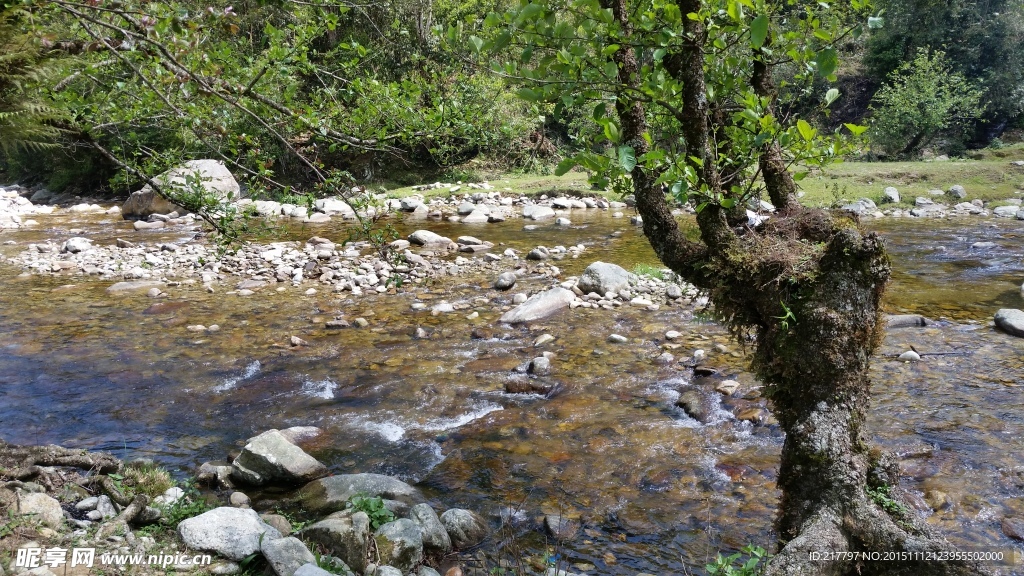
[1,208,1022,575]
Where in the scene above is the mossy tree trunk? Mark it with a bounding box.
[598,0,988,573]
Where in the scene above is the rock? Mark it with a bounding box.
[607,334,628,344]
[154,486,184,506]
[882,187,900,204]
[76,496,99,511]
[897,350,921,362]
[715,380,740,395]
[543,514,579,541]
[947,185,967,199]
[409,230,453,247]
[494,272,516,291]
[522,205,556,220]
[230,429,328,486]
[528,357,551,375]
[61,237,92,254]
[409,503,452,555]
[301,512,370,573]
[374,519,423,572]
[923,490,951,511]
[314,198,355,217]
[461,210,490,224]
[577,262,634,295]
[229,491,251,508]
[665,330,681,340]
[676,388,715,423]
[971,241,996,249]
[418,568,442,576]
[290,335,308,347]
[177,507,282,561]
[665,284,683,299]
[555,217,572,226]
[457,235,485,245]
[499,287,575,324]
[994,205,1019,217]
[886,314,929,328]
[260,514,293,537]
[262,537,316,576]
[370,567,403,576]
[123,160,239,219]
[440,509,489,549]
[994,309,1024,337]
[534,334,555,346]
[294,564,337,576]
[736,407,766,423]
[526,247,550,261]
[1001,518,1024,541]
[297,474,422,515]
[13,493,63,528]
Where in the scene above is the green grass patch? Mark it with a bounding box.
[633,263,667,280]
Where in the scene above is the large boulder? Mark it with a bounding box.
[315,198,356,218]
[576,262,634,295]
[230,430,328,486]
[408,230,454,248]
[177,507,282,561]
[261,537,316,576]
[499,287,575,324]
[408,503,452,555]
[296,474,422,515]
[122,160,239,220]
[374,519,423,572]
[994,309,1024,337]
[522,205,555,220]
[300,512,371,574]
[12,493,64,528]
[440,509,489,550]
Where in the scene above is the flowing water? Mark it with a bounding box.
[1,210,1023,574]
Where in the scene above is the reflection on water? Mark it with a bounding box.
[1,210,1023,574]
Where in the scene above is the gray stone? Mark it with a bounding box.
[994,205,1019,217]
[457,202,476,215]
[296,474,422,515]
[123,160,239,219]
[947,184,967,199]
[95,495,117,519]
[229,492,251,507]
[408,503,452,555]
[522,205,555,220]
[543,514,579,541]
[555,217,572,226]
[461,210,490,224]
[262,537,316,576]
[315,198,356,217]
[294,564,338,576]
[526,247,550,260]
[230,429,328,486]
[75,496,99,511]
[1002,518,1024,542]
[577,261,634,295]
[440,508,489,550]
[898,350,921,362]
[12,493,63,528]
[607,334,628,344]
[885,314,929,328]
[300,513,370,574]
[408,230,453,248]
[418,568,442,576]
[994,309,1024,337]
[715,380,740,395]
[499,287,575,324]
[882,187,900,204]
[528,356,551,375]
[494,272,516,291]
[676,388,715,423]
[177,507,282,561]
[260,514,293,537]
[369,567,403,576]
[665,284,683,299]
[399,198,425,212]
[61,237,92,254]
[457,235,484,245]
[374,519,423,572]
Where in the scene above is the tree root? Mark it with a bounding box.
[764,497,990,576]
[0,440,121,479]
[79,475,133,507]
[95,494,148,541]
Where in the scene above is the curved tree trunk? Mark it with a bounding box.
[597,0,992,574]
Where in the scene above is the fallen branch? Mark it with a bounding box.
[79,475,132,507]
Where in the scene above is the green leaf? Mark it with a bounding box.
[867,16,884,29]
[727,1,743,22]
[516,88,541,102]
[554,157,576,176]
[720,198,736,209]
[618,146,637,172]
[653,48,667,62]
[824,88,839,105]
[843,122,868,136]
[593,102,606,121]
[519,3,543,21]
[797,119,816,141]
[815,48,838,77]
[468,35,484,54]
[601,44,620,56]
[750,14,769,49]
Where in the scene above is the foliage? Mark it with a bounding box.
[119,460,174,499]
[346,494,395,530]
[706,544,770,576]
[868,49,985,156]
[0,3,63,157]
[473,0,872,213]
[866,483,910,518]
[138,482,213,535]
[632,263,665,280]
[865,0,1024,133]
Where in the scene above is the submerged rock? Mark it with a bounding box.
[296,474,422,514]
[499,287,574,324]
[994,309,1024,337]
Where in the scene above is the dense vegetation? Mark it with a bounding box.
[0,0,1020,197]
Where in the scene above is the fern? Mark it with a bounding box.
[0,5,63,156]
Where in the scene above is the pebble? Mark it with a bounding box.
[607,334,628,343]
[715,380,740,395]
[354,318,369,327]
[665,330,681,340]
[290,335,308,347]
[534,334,556,346]
[898,350,921,362]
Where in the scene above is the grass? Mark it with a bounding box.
[378,143,1024,210]
[121,461,174,499]
[633,263,667,280]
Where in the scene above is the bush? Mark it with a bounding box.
[869,49,985,158]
